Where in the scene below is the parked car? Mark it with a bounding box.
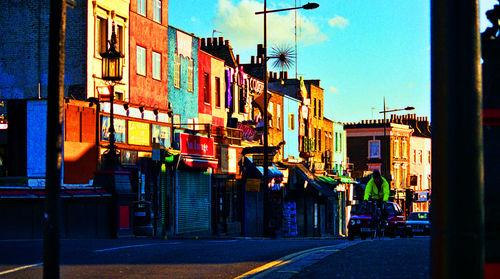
[347,201,407,240]
[405,211,430,237]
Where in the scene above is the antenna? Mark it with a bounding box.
[212,29,222,39]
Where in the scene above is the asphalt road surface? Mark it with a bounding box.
[0,237,346,279]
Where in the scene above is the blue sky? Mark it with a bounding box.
[169,0,498,123]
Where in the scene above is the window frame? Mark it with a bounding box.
[187,58,194,92]
[138,0,146,16]
[174,54,181,88]
[393,139,400,158]
[153,0,162,23]
[203,72,210,104]
[288,113,295,130]
[136,45,146,76]
[152,51,161,80]
[368,140,381,159]
[277,104,281,130]
[96,16,107,57]
[215,77,221,107]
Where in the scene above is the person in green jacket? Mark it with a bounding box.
[364,170,390,202]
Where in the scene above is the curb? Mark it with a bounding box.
[234,240,364,279]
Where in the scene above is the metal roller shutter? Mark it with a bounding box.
[177,169,211,234]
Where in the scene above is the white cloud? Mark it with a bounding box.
[214,0,327,52]
[329,86,339,94]
[328,15,349,29]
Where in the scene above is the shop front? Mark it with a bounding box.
[174,132,217,235]
[242,156,284,237]
[281,162,336,237]
[96,103,172,237]
[212,145,242,236]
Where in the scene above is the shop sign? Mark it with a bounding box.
[152,124,171,148]
[415,191,429,202]
[101,116,126,143]
[246,179,260,192]
[237,122,256,141]
[128,121,150,146]
[179,133,214,157]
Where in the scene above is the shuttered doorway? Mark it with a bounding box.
[176,169,211,234]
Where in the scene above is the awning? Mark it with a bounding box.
[243,157,283,179]
[317,176,338,185]
[291,163,336,197]
[182,156,218,169]
[241,145,281,156]
[339,176,357,184]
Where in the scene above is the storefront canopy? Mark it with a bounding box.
[243,157,283,179]
[181,156,218,169]
[292,163,336,197]
[317,175,338,186]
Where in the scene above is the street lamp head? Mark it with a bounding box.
[302,2,319,10]
[405,106,415,111]
[101,23,124,82]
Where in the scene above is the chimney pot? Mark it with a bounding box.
[207,37,212,47]
[201,38,206,47]
[280,71,284,80]
[284,71,288,80]
[219,37,223,46]
[236,54,240,65]
[251,56,255,64]
[224,39,229,46]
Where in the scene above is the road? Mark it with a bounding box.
[0,237,345,279]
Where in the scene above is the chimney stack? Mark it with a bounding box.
[236,54,240,65]
[201,38,206,48]
[284,71,288,80]
[218,37,223,46]
[251,56,255,64]
[224,39,229,46]
[207,37,212,47]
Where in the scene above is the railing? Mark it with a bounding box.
[210,125,242,146]
[302,137,315,153]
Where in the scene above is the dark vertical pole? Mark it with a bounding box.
[44,0,66,278]
[262,0,269,237]
[431,1,484,278]
[383,97,387,177]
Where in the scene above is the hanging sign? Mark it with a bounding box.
[179,133,215,157]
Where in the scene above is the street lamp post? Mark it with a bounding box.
[100,23,124,170]
[255,1,318,236]
[379,97,414,177]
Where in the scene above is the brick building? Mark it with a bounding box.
[345,119,413,213]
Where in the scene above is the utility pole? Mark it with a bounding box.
[44,0,68,278]
[431,1,484,278]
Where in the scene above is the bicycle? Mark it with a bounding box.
[366,200,385,240]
